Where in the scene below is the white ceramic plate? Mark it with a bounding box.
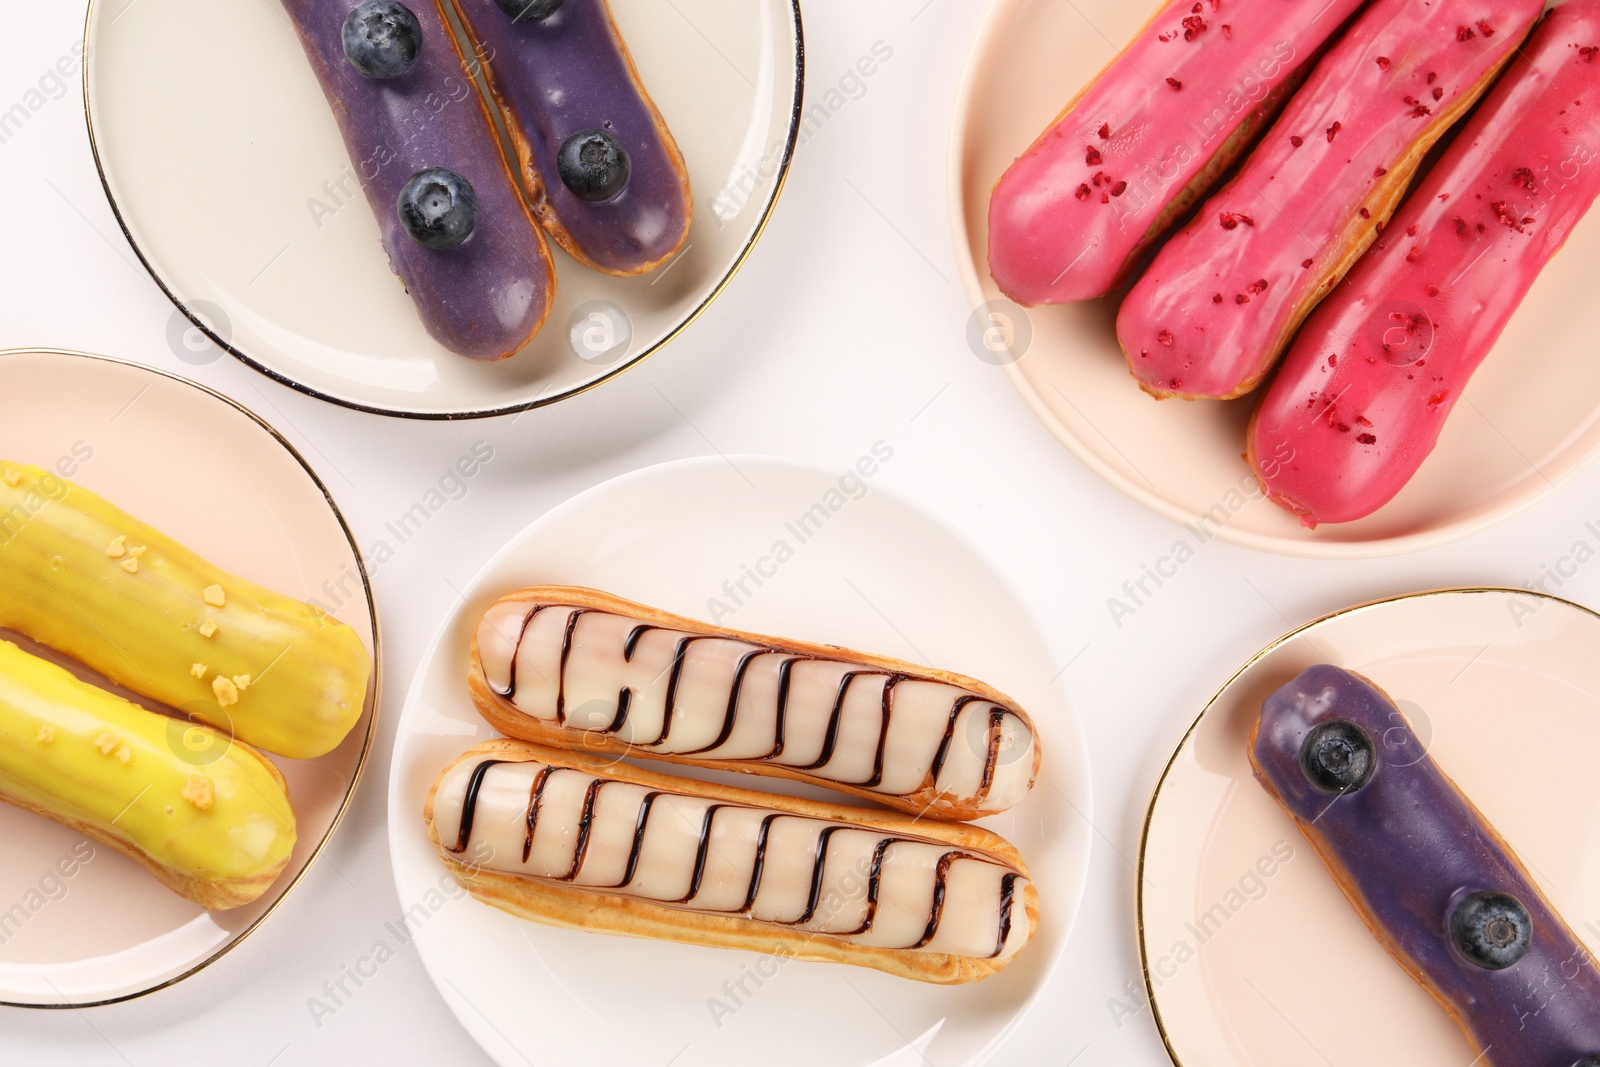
[0,348,378,1007]
[950,0,1600,558]
[83,0,801,418]
[387,455,1091,1067]
[1138,588,1600,1065]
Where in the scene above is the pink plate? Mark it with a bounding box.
[1138,588,1600,1064]
[0,348,378,1007]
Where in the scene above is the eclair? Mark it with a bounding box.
[1251,665,1600,1066]
[987,0,1366,305]
[425,740,1037,984]
[1120,0,1542,400]
[468,586,1040,821]
[0,639,296,910]
[0,463,371,760]
[447,0,692,275]
[1250,1,1600,526]
[280,0,556,359]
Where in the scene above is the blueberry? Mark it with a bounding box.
[1299,719,1376,795]
[397,168,477,249]
[557,129,630,203]
[342,0,422,80]
[1573,1058,1600,1067]
[1450,891,1532,970]
[493,0,564,21]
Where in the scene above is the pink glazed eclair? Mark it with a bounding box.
[986,0,1366,306]
[1249,2,1600,528]
[1119,0,1542,400]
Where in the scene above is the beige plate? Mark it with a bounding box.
[83,0,802,419]
[1137,587,1600,1065]
[0,349,378,1008]
[950,0,1600,558]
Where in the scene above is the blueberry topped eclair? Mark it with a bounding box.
[446,0,693,275]
[281,0,557,359]
[1252,666,1600,1065]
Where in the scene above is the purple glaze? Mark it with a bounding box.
[1253,665,1600,1066]
[281,0,555,359]
[449,0,692,275]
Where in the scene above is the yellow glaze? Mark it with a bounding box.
[0,639,296,909]
[0,463,370,759]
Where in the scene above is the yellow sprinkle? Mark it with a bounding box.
[181,775,214,811]
[203,584,226,607]
[116,743,131,765]
[190,663,208,679]
[94,731,119,756]
[119,558,139,575]
[128,545,147,559]
[212,676,239,707]
[3,469,19,487]
[106,535,127,559]
[232,674,251,690]
[198,618,219,638]
[36,726,54,744]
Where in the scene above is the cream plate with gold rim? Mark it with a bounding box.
[951,0,1600,557]
[83,0,801,418]
[0,349,377,1007]
[1139,588,1600,1064]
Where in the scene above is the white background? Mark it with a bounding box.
[3,0,1599,1063]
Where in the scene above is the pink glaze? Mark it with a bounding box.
[1120,0,1543,400]
[986,0,1365,306]
[1251,2,1600,527]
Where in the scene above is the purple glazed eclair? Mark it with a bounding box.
[1251,665,1600,1066]
[281,0,556,359]
[446,0,692,276]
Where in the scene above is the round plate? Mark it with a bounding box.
[1137,587,1600,1064]
[950,0,1600,558]
[0,349,378,1008]
[83,0,802,419]
[387,455,1091,1067]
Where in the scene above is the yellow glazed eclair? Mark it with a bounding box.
[0,463,371,759]
[0,638,296,909]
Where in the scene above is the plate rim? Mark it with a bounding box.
[79,0,806,422]
[383,451,1095,1067]
[0,346,383,1010]
[1131,584,1600,1065]
[945,0,1600,560]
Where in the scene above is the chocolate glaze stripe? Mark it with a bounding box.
[493,605,1020,798]
[675,803,731,904]
[912,851,974,950]
[994,873,1021,960]
[682,647,768,756]
[489,605,556,699]
[521,764,557,863]
[554,608,588,724]
[785,825,850,927]
[740,812,785,913]
[650,633,717,746]
[453,760,1020,951]
[613,790,665,889]
[449,758,507,853]
[559,777,606,882]
[798,670,871,772]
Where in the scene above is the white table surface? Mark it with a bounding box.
[3,0,1597,1063]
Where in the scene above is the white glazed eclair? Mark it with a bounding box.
[469,587,1041,821]
[425,740,1038,984]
